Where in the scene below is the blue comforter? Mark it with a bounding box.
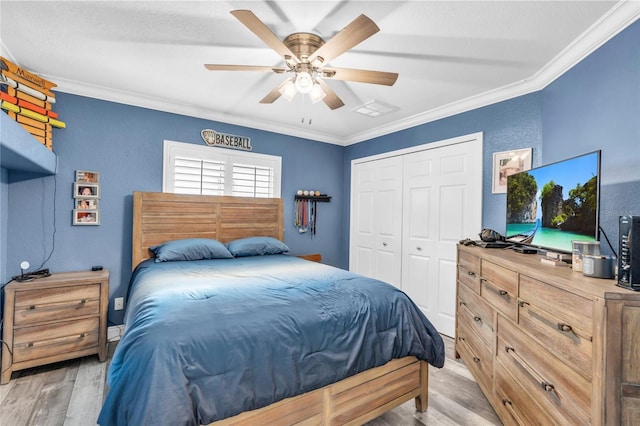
[98,255,444,425]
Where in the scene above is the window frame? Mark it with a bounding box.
[162,140,281,197]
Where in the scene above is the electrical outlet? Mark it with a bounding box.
[114,297,124,311]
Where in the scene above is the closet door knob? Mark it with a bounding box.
[382,242,388,247]
[416,246,422,251]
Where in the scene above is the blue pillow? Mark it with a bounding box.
[226,237,289,257]
[150,238,233,262]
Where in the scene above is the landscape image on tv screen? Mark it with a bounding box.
[505,151,600,254]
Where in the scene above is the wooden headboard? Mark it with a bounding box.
[132,191,284,269]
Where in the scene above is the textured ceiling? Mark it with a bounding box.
[1,1,638,145]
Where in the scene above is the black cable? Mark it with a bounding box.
[599,225,618,258]
[0,319,13,374]
[33,157,58,272]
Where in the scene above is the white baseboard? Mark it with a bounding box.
[107,325,125,342]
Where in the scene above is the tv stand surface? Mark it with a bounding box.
[512,246,537,254]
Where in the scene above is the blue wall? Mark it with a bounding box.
[2,19,638,326]
[4,96,345,325]
[541,19,640,254]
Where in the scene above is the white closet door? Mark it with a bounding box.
[350,156,403,288]
[401,140,482,337]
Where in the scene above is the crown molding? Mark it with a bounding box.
[20,1,640,147]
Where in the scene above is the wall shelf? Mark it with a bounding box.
[294,195,331,202]
[1,112,57,175]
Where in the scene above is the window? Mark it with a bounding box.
[163,140,281,197]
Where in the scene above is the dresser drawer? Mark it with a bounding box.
[458,283,494,349]
[518,299,593,380]
[519,275,593,380]
[458,250,480,275]
[481,277,518,321]
[13,317,100,363]
[456,320,493,395]
[458,265,481,294]
[497,315,591,425]
[14,284,100,326]
[519,275,593,335]
[494,361,557,426]
[481,260,518,295]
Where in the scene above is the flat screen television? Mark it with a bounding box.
[505,150,601,254]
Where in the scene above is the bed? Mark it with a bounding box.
[98,191,445,425]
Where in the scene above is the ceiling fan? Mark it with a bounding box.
[204,10,398,110]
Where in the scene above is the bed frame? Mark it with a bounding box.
[131,191,429,425]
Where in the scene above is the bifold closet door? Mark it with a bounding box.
[349,156,403,288]
[401,141,482,337]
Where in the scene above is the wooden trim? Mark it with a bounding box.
[132,192,284,269]
[208,357,428,426]
[297,253,322,262]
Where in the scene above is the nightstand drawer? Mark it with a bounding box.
[13,317,100,363]
[14,284,100,325]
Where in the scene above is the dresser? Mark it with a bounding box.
[456,245,640,425]
[1,270,109,384]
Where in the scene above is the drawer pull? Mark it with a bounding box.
[459,301,467,307]
[458,336,465,342]
[557,323,573,333]
[499,289,508,296]
[29,305,36,310]
[519,300,530,307]
[473,356,480,363]
[473,316,482,322]
[541,381,555,392]
[505,346,558,397]
[502,398,526,424]
[467,271,476,277]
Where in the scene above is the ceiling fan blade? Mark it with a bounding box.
[204,64,287,73]
[315,79,345,110]
[230,10,300,64]
[321,67,398,86]
[259,79,291,104]
[308,15,379,66]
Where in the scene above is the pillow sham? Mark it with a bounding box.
[150,238,233,262]
[226,236,290,257]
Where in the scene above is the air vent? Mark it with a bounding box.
[353,100,398,117]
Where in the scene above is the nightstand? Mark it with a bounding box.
[1,270,109,384]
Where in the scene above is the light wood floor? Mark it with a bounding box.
[0,336,500,426]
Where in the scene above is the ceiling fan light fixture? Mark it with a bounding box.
[309,83,326,103]
[294,71,314,93]
[279,80,297,101]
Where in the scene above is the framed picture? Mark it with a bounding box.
[73,209,100,225]
[492,148,533,193]
[75,198,98,209]
[74,182,100,199]
[75,170,99,183]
